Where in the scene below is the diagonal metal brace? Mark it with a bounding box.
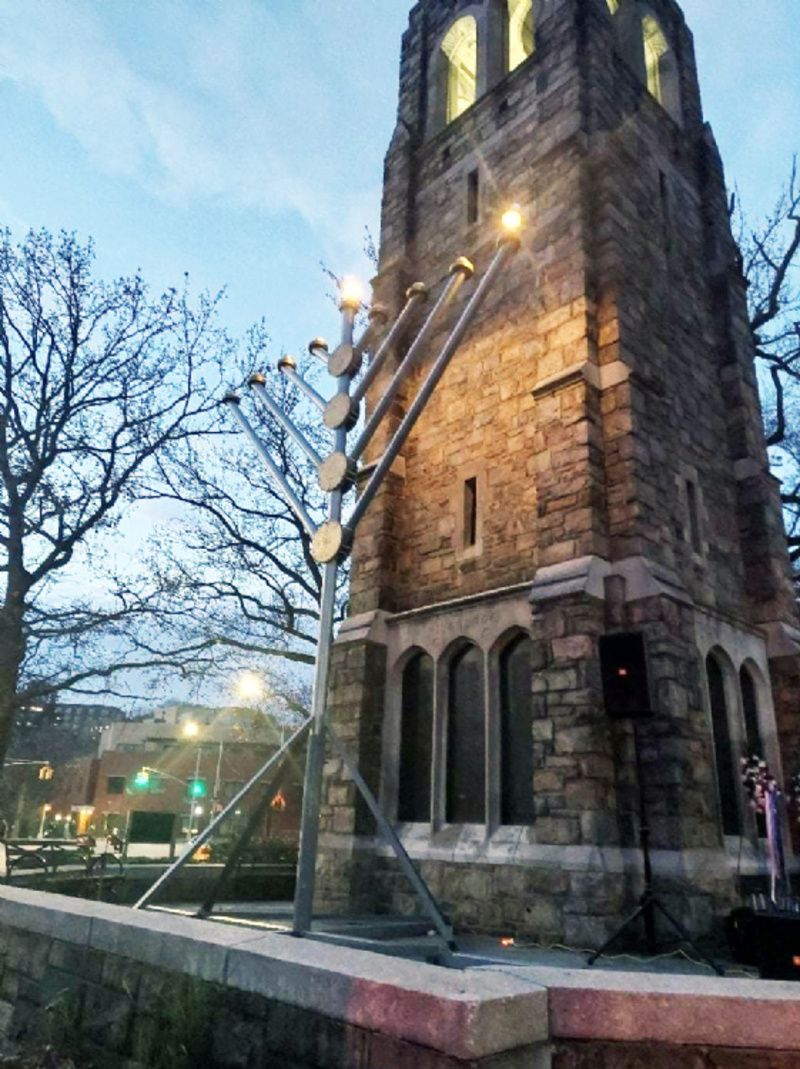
[132,717,312,911]
[326,726,456,952]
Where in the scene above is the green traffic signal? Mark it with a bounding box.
[133,768,151,790]
[187,778,207,799]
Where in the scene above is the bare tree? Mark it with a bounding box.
[143,248,378,704]
[147,338,346,686]
[0,228,229,766]
[740,158,800,579]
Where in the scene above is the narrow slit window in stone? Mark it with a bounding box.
[467,169,479,225]
[464,476,478,548]
[686,479,702,552]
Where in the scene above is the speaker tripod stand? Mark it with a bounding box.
[586,720,724,975]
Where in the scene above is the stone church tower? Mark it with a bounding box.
[317,0,800,944]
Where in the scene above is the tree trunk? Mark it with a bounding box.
[0,599,26,770]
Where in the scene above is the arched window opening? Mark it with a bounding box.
[442,16,478,123]
[706,654,741,837]
[508,0,534,72]
[740,667,763,758]
[447,645,485,822]
[740,665,766,838]
[500,635,535,824]
[642,15,669,103]
[398,652,434,822]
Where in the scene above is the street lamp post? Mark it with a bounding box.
[37,803,52,839]
[188,746,202,841]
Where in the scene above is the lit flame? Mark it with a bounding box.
[501,205,523,234]
[339,276,364,308]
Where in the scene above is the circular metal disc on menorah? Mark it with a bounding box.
[329,343,361,378]
[317,451,354,493]
[324,392,358,431]
[311,521,346,564]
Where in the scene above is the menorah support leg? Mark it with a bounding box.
[328,729,456,952]
[197,735,304,918]
[293,559,340,936]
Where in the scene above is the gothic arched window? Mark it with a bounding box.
[508,0,534,72]
[446,644,485,822]
[398,652,434,822]
[739,666,762,758]
[706,653,741,837]
[642,15,669,103]
[499,635,535,824]
[442,16,478,123]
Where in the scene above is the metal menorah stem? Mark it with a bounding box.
[201,225,520,940]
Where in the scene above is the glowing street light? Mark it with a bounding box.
[235,671,266,704]
[182,720,200,739]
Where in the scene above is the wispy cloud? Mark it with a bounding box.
[0,0,403,241]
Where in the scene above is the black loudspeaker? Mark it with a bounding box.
[754,912,800,981]
[599,632,652,720]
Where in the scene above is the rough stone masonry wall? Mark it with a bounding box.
[357,0,602,615]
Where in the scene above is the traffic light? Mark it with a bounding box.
[133,768,151,790]
[187,778,207,800]
[38,764,54,781]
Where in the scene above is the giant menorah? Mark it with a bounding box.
[134,210,522,945]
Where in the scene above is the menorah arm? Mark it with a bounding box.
[351,283,428,407]
[348,239,518,534]
[250,377,323,467]
[349,259,473,463]
[224,394,318,540]
[278,357,327,412]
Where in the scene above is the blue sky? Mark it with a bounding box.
[0,0,797,708]
[0,1,797,348]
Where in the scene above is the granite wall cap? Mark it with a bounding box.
[502,964,800,1051]
[225,931,549,1060]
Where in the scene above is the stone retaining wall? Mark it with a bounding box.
[2,887,800,1068]
[0,886,548,1068]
